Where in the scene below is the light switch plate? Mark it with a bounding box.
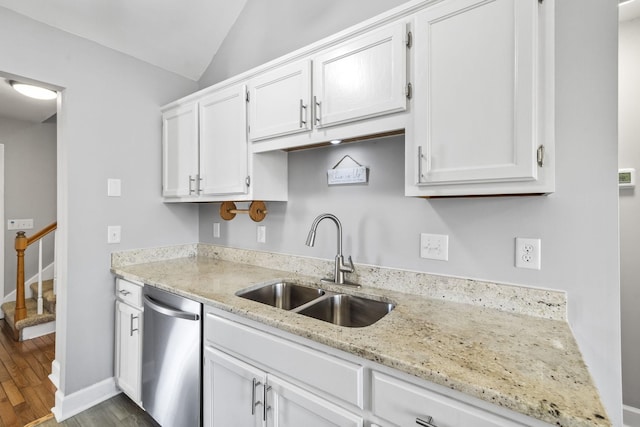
[107,225,121,244]
[8,219,34,230]
[213,223,220,238]
[107,179,121,197]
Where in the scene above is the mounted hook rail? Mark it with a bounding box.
[220,201,268,222]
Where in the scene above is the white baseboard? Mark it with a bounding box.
[51,377,120,422]
[21,320,55,340]
[625,404,640,427]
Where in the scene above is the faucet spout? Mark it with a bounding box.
[305,213,357,286]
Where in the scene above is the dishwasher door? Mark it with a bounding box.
[142,286,202,427]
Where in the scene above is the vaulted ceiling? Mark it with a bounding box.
[0,0,247,81]
[0,0,247,123]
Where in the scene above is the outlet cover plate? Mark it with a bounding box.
[420,233,448,261]
[515,237,541,270]
[257,225,266,243]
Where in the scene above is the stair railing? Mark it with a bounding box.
[14,222,57,323]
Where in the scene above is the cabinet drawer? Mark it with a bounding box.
[371,371,524,427]
[205,312,364,408]
[116,278,143,308]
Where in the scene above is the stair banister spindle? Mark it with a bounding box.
[37,240,43,315]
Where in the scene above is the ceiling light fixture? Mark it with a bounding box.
[9,80,57,100]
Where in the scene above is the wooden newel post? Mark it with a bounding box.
[14,231,27,325]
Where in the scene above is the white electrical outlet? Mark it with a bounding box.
[213,223,220,238]
[107,225,121,244]
[257,225,266,243]
[515,238,541,270]
[420,233,449,261]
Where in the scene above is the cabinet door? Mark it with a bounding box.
[199,85,249,196]
[267,375,363,427]
[249,60,312,141]
[115,301,142,406]
[413,0,538,186]
[203,346,266,427]
[312,22,407,128]
[162,103,199,197]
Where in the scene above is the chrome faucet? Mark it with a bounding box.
[305,213,357,286]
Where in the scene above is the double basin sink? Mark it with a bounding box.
[236,281,395,328]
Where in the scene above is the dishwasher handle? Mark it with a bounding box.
[143,294,200,321]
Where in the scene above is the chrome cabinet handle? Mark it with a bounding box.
[129,313,139,336]
[188,175,196,194]
[251,378,262,415]
[119,289,131,296]
[263,383,272,421]
[417,146,424,184]
[299,99,307,128]
[416,416,437,427]
[314,96,321,125]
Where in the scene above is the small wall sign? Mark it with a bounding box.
[327,155,369,185]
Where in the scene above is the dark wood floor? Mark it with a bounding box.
[32,394,157,427]
[0,330,55,427]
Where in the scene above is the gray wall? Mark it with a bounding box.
[0,7,199,396]
[0,117,56,298]
[198,0,622,423]
[620,16,640,410]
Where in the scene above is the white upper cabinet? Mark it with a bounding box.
[313,22,407,129]
[199,84,249,196]
[162,103,199,197]
[248,60,312,141]
[407,0,554,197]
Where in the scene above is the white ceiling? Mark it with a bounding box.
[0,0,247,81]
[620,0,640,21]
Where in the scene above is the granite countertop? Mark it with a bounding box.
[111,247,609,427]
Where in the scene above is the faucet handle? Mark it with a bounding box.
[342,256,355,273]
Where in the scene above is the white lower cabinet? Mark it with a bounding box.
[203,307,549,427]
[203,345,363,427]
[114,279,143,407]
[203,346,266,427]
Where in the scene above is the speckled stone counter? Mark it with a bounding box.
[111,244,609,427]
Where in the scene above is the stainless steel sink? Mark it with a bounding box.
[296,294,395,328]
[236,282,325,310]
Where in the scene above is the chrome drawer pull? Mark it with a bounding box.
[416,416,437,427]
[119,289,131,296]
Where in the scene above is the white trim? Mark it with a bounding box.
[49,359,61,389]
[21,320,55,340]
[53,88,68,411]
[51,377,119,422]
[0,145,4,312]
[625,404,640,427]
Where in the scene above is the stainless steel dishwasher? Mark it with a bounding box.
[142,286,202,427]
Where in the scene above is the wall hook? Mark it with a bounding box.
[220,201,268,222]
